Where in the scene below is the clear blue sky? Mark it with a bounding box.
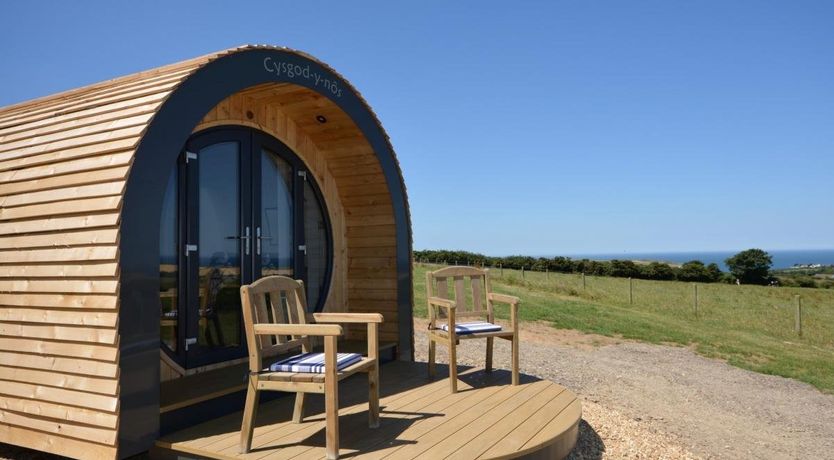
[2,1,832,255]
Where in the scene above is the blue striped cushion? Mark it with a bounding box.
[440,321,502,335]
[269,352,362,373]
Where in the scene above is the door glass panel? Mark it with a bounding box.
[304,180,329,310]
[159,167,178,351]
[260,149,294,277]
[198,142,242,349]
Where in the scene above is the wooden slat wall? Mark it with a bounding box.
[197,85,400,343]
[0,52,208,460]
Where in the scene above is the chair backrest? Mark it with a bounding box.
[426,266,493,321]
[240,276,312,372]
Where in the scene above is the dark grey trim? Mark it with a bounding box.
[118,49,413,458]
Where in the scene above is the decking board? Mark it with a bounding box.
[156,361,580,460]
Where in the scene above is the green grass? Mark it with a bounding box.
[414,263,834,393]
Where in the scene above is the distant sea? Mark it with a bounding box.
[554,249,834,270]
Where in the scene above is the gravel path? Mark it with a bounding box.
[414,319,834,460]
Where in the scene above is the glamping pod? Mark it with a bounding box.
[0,46,413,459]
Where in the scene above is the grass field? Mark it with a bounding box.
[413,263,834,393]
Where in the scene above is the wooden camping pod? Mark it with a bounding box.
[0,46,413,459]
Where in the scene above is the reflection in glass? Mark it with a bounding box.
[198,142,241,349]
[304,180,329,310]
[159,167,178,351]
[261,149,294,277]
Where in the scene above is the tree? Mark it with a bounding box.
[678,260,710,282]
[725,249,772,285]
[643,262,676,280]
[705,263,723,282]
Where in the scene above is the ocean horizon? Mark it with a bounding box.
[546,249,834,270]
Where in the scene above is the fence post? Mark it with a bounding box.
[628,277,633,304]
[693,284,699,316]
[582,272,586,290]
[522,266,525,280]
[795,295,802,337]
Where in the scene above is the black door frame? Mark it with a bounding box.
[162,125,333,370]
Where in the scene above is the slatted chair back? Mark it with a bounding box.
[240,276,312,373]
[426,266,493,321]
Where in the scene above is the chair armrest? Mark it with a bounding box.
[428,297,456,309]
[310,313,384,324]
[488,293,521,306]
[253,323,343,337]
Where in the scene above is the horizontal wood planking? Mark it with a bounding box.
[0,196,121,221]
[0,408,116,445]
[0,102,161,146]
[0,279,118,294]
[0,181,125,208]
[0,423,117,460]
[0,375,120,409]
[0,293,117,309]
[0,124,145,162]
[0,323,117,345]
[0,246,118,263]
[0,112,154,156]
[0,165,130,197]
[0,229,119,250]
[0,66,192,126]
[0,263,118,278]
[0,365,118,395]
[0,351,118,378]
[0,90,168,139]
[0,307,118,327]
[0,393,118,429]
[0,337,117,361]
[0,150,131,184]
[0,213,120,236]
[0,137,137,173]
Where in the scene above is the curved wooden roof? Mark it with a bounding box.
[0,45,411,460]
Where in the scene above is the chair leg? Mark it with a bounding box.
[239,378,259,454]
[449,339,458,393]
[485,337,494,372]
[324,336,340,459]
[368,364,380,428]
[292,393,306,424]
[511,333,520,386]
[428,337,436,378]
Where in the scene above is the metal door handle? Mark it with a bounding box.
[255,227,273,255]
[226,227,251,255]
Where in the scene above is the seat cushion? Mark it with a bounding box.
[440,321,502,335]
[269,352,362,373]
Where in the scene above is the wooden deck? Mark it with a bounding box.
[155,361,581,459]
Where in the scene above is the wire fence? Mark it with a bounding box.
[415,259,834,345]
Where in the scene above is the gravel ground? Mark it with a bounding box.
[414,319,834,460]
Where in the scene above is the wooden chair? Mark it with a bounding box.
[426,266,521,393]
[239,276,381,459]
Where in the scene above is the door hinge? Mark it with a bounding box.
[184,244,198,256]
[185,337,197,351]
[298,244,307,255]
[298,170,307,181]
[185,151,198,163]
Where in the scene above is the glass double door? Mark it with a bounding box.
[176,129,305,368]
